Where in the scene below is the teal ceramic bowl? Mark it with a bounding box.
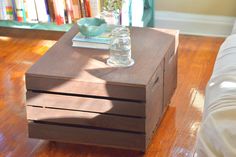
[77,18,107,37]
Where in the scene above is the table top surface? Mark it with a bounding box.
[27,25,177,87]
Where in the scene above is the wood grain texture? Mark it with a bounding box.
[26,91,145,117]
[0,27,225,156]
[26,106,145,132]
[28,121,146,151]
[25,25,177,101]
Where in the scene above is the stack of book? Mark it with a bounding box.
[72,31,111,49]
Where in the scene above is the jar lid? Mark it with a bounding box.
[111,26,130,37]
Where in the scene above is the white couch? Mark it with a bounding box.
[196,22,236,157]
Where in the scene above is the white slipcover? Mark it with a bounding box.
[196,34,236,157]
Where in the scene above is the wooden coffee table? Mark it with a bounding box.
[25,25,179,151]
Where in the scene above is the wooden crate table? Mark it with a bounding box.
[25,25,179,151]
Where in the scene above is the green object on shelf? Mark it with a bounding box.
[77,18,107,37]
[0,20,73,32]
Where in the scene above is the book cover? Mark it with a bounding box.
[35,0,50,23]
[72,41,109,50]
[72,32,111,44]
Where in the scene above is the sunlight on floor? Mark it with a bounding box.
[190,88,204,112]
[0,36,12,41]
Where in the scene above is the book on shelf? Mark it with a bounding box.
[71,0,82,21]
[65,0,74,24]
[0,0,106,26]
[0,0,13,20]
[35,0,50,23]
[89,0,100,17]
[72,32,111,49]
[24,0,38,23]
[121,0,131,26]
[53,0,65,25]
[15,0,26,22]
[47,0,55,22]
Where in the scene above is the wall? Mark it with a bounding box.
[156,0,236,17]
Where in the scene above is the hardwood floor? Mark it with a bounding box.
[0,29,225,157]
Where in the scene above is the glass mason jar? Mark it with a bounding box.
[107,26,134,67]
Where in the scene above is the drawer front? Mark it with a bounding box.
[26,91,145,117]
[26,106,145,132]
[25,76,146,101]
[146,61,164,142]
[28,121,146,151]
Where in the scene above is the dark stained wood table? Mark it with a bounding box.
[25,25,178,151]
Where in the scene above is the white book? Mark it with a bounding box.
[35,0,49,22]
[25,0,38,23]
[0,0,7,20]
[131,0,144,27]
[89,0,100,17]
[121,0,131,26]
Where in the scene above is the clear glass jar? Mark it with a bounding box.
[107,26,134,67]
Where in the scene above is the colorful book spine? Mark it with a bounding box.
[5,0,14,20]
[80,0,86,17]
[71,0,81,21]
[65,0,73,23]
[53,0,65,25]
[47,0,55,22]
[89,0,100,17]
[15,0,25,22]
[11,0,17,20]
[84,0,91,17]
[24,0,38,23]
[35,0,50,23]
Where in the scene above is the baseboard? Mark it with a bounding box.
[155,11,236,37]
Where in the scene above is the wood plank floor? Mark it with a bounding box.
[0,29,225,157]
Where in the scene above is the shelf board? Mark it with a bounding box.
[0,20,73,32]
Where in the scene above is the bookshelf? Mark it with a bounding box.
[0,0,155,32]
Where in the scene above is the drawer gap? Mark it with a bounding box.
[27,105,146,119]
[29,89,145,103]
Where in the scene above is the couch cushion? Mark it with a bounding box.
[232,21,236,34]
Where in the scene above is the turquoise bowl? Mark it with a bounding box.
[77,18,107,37]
